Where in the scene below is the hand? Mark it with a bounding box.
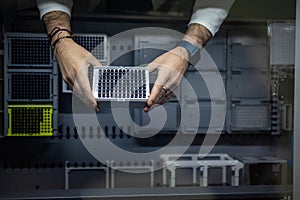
[42,11,101,111]
[144,47,189,112]
[143,24,212,112]
[54,38,101,111]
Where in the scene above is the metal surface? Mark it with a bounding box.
[0,185,293,200]
[294,0,300,199]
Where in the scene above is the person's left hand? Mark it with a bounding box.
[144,46,189,112]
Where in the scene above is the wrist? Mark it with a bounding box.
[51,30,72,45]
[183,23,212,48]
[174,40,201,66]
[48,27,75,51]
[182,36,203,49]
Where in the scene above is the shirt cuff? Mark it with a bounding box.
[188,7,229,36]
[36,0,73,19]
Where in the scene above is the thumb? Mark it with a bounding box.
[147,61,159,73]
[87,53,101,66]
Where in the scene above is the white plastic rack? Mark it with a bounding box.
[161,154,244,187]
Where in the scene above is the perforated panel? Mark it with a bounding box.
[231,105,271,131]
[9,73,52,101]
[75,34,107,62]
[92,66,149,101]
[8,105,53,136]
[8,37,51,66]
[269,21,295,65]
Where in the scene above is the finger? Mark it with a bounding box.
[147,79,166,108]
[86,57,101,110]
[147,62,158,73]
[144,103,160,112]
[81,71,98,110]
[144,86,162,112]
[156,89,173,105]
[75,64,99,111]
[144,106,150,112]
[155,87,169,104]
[144,86,166,112]
[162,71,184,91]
[82,87,98,111]
[72,83,84,104]
[73,78,98,112]
[162,90,176,104]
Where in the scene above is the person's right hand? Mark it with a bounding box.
[54,38,101,111]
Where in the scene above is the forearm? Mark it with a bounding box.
[43,11,72,46]
[183,23,212,48]
[43,11,71,33]
[171,23,211,63]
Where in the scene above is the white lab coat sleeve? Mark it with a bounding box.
[36,0,73,19]
[189,0,235,36]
